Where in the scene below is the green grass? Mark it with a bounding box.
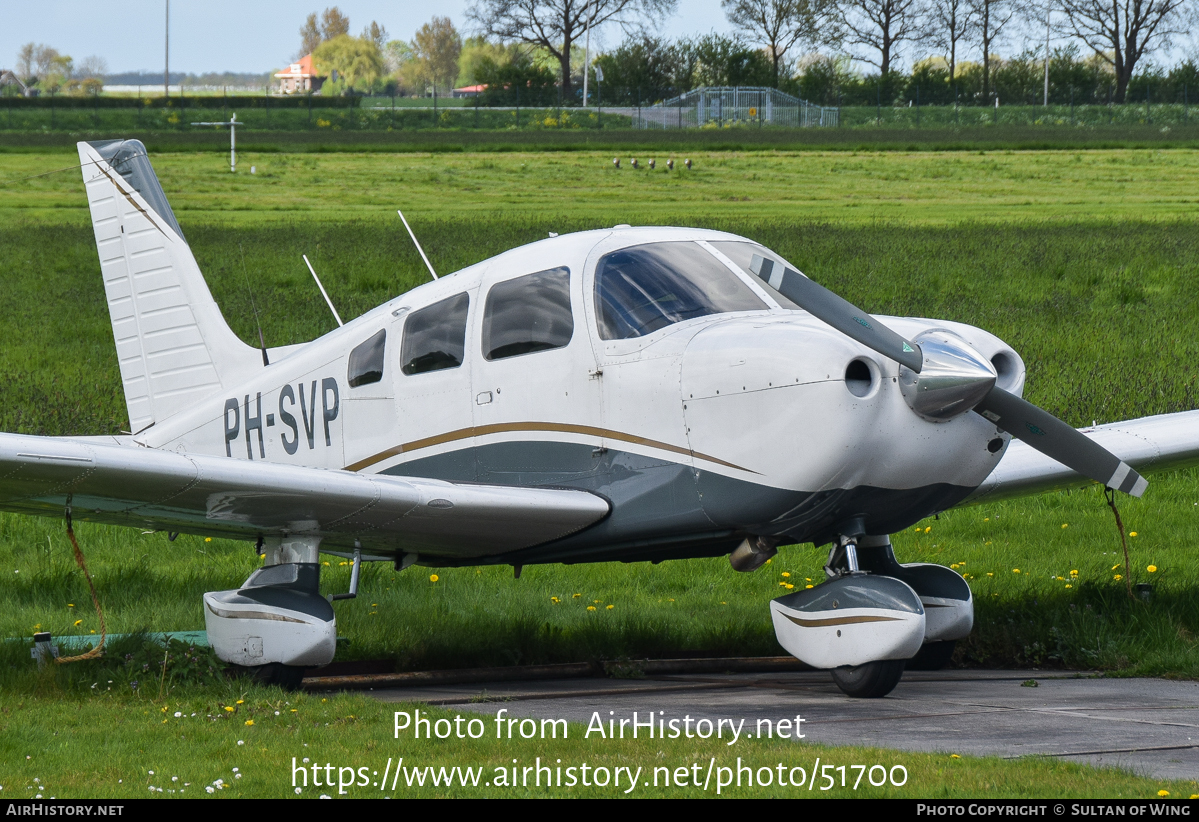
[5,687,1195,798]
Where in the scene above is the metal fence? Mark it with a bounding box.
[640,87,839,129]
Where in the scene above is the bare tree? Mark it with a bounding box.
[836,0,927,76]
[721,0,836,88]
[968,0,1012,100]
[1057,0,1189,102]
[76,55,109,79]
[363,21,389,51]
[300,14,322,56]
[929,0,973,81]
[16,43,38,82]
[467,0,677,100]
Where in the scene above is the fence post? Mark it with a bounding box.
[515,83,520,126]
[955,86,959,125]
[1070,86,1075,125]
[1185,84,1189,124]
[916,85,920,127]
[1146,83,1151,124]
[876,80,881,126]
[475,91,480,128]
[1108,83,1113,124]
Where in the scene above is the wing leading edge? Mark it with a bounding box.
[963,409,1199,504]
[0,433,610,559]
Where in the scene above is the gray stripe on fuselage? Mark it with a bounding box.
[378,440,975,564]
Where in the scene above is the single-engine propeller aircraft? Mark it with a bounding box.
[3,140,1198,697]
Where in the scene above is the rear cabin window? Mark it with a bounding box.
[481,267,573,361]
[594,242,767,340]
[347,329,386,387]
[401,292,470,376]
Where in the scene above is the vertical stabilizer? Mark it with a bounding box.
[78,140,259,434]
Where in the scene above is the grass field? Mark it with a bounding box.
[2,146,1199,797]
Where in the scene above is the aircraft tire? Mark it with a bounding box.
[905,640,957,671]
[228,662,308,691]
[830,659,906,698]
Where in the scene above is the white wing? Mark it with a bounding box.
[0,433,609,560]
[964,409,1199,504]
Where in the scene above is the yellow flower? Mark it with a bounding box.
[244,719,254,726]
[781,572,791,578]
[668,598,675,602]
[784,584,794,589]
[1114,574,1123,581]
[1147,565,1158,573]
[322,561,329,566]
[950,754,961,759]
[805,584,814,589]
[594,600,602,604]
[236,700,244,704]
[950,563,959,569]
[1013,568,1020,574]
[779,582,788,587]
[224,706,234,712]
[986,572,994,577]
[67,604,74,608]
[606,605,614,610]
[1070,569,1078,576]
[1112,565,1120,570]
[205,538,212,543]
[1130,532,1138,537]
[984,517,990,521]
[1056,576,1065,581]
[924,526,931,533]
[572,593,581,598]
[1065,584,1073,589]
[429,574,439,582]
[805,578,812,582]
[587,606,596,611]
[339,561,348,566]
[1157,790,1169,797]
[74,619,82,627]
[1061,523,1068,529]
[550,596,559,603]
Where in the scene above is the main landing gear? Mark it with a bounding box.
[768,533,974,698]
[202,534,347,689]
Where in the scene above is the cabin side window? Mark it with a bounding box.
[347,329,387,387]
[594,241,767,340]
[481,267,573,361]
[708,241,801,310]
[401,292,470,376]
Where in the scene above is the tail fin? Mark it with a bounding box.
[78,140,259,434]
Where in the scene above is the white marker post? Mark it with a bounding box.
[190,113,238,172]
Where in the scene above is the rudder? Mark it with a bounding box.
[78,140,259,434]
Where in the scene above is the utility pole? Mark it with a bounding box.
[164,0,170,99]
[582,3,592,107]
[1043,3,1050,106]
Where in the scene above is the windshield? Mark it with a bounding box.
[707,241,801,310]
[594,241,767,340]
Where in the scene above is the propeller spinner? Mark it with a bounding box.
[748,255,1147,497]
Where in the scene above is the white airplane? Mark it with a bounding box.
[2,140,1196,697]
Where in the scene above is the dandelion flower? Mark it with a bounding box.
[1065,584,1073,589]
[1130,532,1138,537]
[1070,570,1078,576]
[429,574,439,582]
[205,538,212,543]
[606,605,614,610]
[236,700,244,704]
[1114,574,1123,581]
[986,573,994,577]
[805,585,814,589]
[244,720,254,726]
[74,620,82,627]
[784,584,794,589]
[67,604,74,608]
[924,526,931,533]
[950,754,961,759]
[587,606,596,611]
[1147,565,1158,573]
[781,572,791,578]
[1112,565,1120,570]
[572,593,581,598]
[1158,791,1169,797]
[1062,523,1068,529]
[550,596,559,603]
[1012,568,1020,574]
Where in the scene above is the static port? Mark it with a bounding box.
[987,437,1004,453]
[845,359,874,398]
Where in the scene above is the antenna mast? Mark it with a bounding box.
[303,255,344,327]
[397,210,438,280]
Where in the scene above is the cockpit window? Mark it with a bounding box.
[482,267,574,360]
[348,329,386,387]
[401,292,470,375]
[594,242,767,340]
[708,241,801,310]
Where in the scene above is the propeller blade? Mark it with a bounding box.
[751,254,924,373]
[975,386,1148,497]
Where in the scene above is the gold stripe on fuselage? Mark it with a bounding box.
[343,422,753,474]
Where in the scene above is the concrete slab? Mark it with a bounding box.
[367,669,1199,780]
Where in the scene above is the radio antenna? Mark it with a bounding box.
[397,210,438,280]
[303,254,343,327]
[238,243,269,365]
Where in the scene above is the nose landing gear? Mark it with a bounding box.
[770,532,973,698]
